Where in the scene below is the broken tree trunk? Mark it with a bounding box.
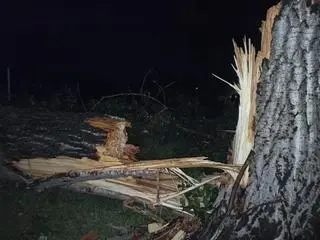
[0,106,136,161]
[197,1,320,239]
[0,106,142,183]
[0,105,243,216]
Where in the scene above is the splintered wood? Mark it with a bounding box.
[258,2,281,62]
[3,111,244,215]
[85,117,138,161]
[6,113,242,214]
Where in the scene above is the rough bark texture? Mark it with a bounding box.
[0,106,106,161]
[199,1,320,239]
[234,1,320,239]
[0,106,146,187]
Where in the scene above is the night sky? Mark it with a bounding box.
[0,0,279,102]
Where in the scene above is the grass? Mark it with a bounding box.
[0,180,150,240]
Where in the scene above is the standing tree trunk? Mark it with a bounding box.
[198,1,320,239]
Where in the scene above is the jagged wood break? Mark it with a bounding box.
[200,1,320,239]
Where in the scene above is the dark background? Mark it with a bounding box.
[0,0,279,104]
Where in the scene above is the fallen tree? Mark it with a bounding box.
[1,1,319,239]
[0,105,241,225]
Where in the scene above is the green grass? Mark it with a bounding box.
[0,181,150,240]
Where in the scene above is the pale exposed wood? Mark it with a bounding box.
[230,2,281,188]
[85,117,138,161]
[258,2,281,62]
[13,156,242,180]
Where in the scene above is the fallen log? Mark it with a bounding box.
[0,106,143,161]
[0,105,240,215]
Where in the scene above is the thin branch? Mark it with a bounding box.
[164,81,176,89]
[76,81,88,112]
[157,175,222,203]
[90,93,168,111]
[176,124,214,139]
[154,80,167,104]
[140,68,153,94]
[212,73,240,93]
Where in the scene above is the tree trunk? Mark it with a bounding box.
[0,106,106,161]
[198,1,320,239]
[0,106,146,185]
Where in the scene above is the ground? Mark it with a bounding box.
[0,180,150,240]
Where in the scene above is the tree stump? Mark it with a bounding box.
[198,1,320,239]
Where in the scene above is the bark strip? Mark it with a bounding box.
[31,167,157,190]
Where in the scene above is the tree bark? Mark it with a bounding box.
[198,1,320,239]
[0,106,146,186]
[0,106,105,161]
